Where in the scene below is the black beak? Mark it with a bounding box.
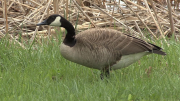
[36,19,48,26]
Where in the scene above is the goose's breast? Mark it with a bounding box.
[60,43,111,70]
[60,43,77,62]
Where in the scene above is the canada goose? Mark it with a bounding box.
[36,14,166,79]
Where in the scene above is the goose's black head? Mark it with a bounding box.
[36,14,76,47]
[37,14,75,32]
[37,14,71,28]
[36,14,62,26]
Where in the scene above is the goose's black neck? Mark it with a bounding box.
[61,17,76,47]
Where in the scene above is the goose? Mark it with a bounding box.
[36,14,166,79]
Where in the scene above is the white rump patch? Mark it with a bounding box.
[50,16,61,26]
[112,52,149,70]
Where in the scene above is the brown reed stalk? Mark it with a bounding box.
[122,0,157,39]
[110,0,115,27]
[72,0,97,28]
[134,21,144,38]
[143,0,165,39]
[92,2,140,36]
[167,0,175,37]
[30,0,53,45]
[149,0,164,38]
[17,0,25,12]
[53,0,59,14]
[4,0,8,34]
[125,0,147,10]
[66,0,69,18]
[52,0,60,39]
[10,0,35,10]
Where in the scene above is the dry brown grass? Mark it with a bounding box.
[1,0,180,47]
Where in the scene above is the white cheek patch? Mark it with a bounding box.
[50,16,61,26]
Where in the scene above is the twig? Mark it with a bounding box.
[10,0,36,10]
[123,0,157,39]
[29,0,43,6]
[0,29,26,49]
[92,2,140,36]
[7,2,14,11]
[134,21,146,40]
[0,31,5,37]
[9,34,26,49]
[16,0,25,12]
[154,1,178,17]
[72,0,97,28]
[19,5,45,27]
[124,0,147,10]
[149,0,163,34]
[30,0,53,45]
[143,0,166,41]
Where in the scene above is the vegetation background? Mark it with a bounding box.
[1,0,180,100]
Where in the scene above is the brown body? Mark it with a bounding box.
[60,28,165,70]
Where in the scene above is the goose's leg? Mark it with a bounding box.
[100,72,104,80]
[100,67,110,80]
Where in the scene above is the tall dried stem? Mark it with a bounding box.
[143,0,165,40]
[66,0,69,18]
[3,0,8,34]
[72,0,97,28]
[167,0,175,37]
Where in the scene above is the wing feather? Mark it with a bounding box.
[76,28,156,54]
[74,28,165,68]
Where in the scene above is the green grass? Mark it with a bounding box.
[0,36,180,101]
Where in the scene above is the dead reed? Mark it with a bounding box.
[1,0,180,48]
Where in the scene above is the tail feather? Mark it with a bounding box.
[148,43,166,55]
[151,50,166,55]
